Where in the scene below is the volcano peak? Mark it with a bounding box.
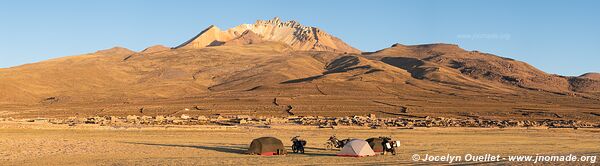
[175,17,361,54]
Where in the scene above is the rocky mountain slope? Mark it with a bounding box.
[174,17,360,54]
[365,43,600,96]
[580,73,600,80]
[0,18,598,121]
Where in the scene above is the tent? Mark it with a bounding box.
[366,137,384,152]
[336,139,376,157]
[247,137,286,156]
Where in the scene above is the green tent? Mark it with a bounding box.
[248,137,286,156]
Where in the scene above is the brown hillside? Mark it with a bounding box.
[0,19,598,121]
[580,72,600,80]
[1,43,599,122]
[366,43,573,94]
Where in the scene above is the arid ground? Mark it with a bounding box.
[1,122,598,166]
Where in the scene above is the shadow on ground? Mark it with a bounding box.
[123,142,340,157]
[122,142,247,154]
[286,146,338,157]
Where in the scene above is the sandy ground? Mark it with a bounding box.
[1,122,599,166]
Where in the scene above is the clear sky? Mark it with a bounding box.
[0,0,598,76]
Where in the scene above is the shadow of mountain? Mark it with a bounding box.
[123,142,247,154]
[280,55,371,84]
[281,75,324,84]
[208,40,226,46]
[381,57,426,79]
[325,56,360,72]
[378,110,426,118]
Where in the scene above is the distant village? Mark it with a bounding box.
[3,114,599,129]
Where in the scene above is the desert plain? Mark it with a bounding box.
[1,122,599,166]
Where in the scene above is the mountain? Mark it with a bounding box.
[0,18,598,121]
[366,43,571,93]
[580,73,600,80]
[140,45,170,54]
[570,73,600,94]
[174,17,361,54]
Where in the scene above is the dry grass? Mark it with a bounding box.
[1,122,598,165]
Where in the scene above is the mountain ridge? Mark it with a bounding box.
[174,17,361,54]
[0,18,598,121]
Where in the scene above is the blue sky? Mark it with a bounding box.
[0,0,598,76]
